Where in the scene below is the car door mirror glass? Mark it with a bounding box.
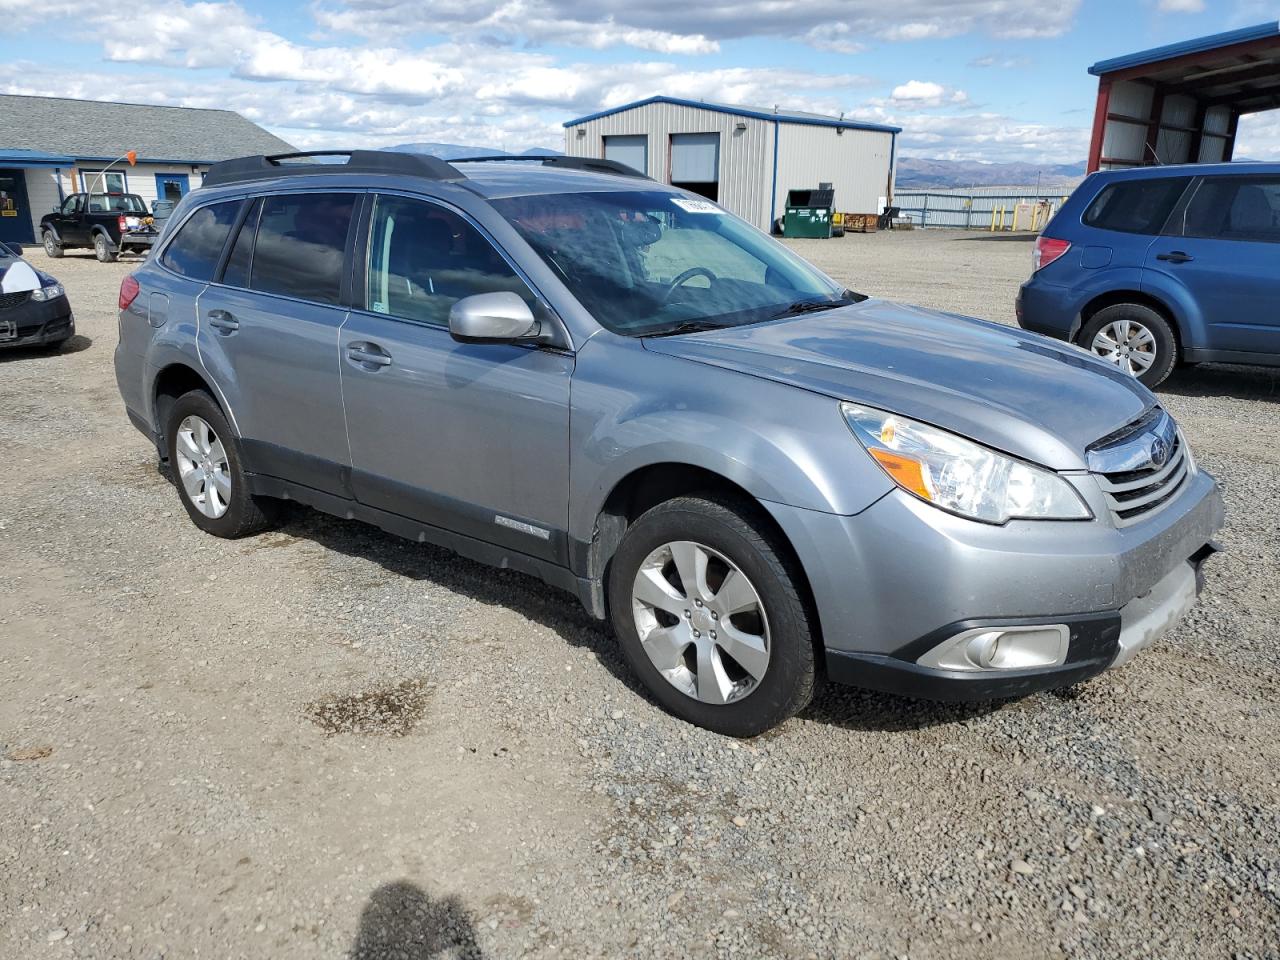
[448,292,539,343]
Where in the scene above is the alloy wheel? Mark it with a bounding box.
[631,540,771,705]
[174,415,232,518]
[1090,319,1156,377]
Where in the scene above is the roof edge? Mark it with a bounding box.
[1089,20,1280,76]
[563,96,902,134]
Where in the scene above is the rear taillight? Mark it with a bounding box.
[1033,236,1071,272]
[119,275,140,310]
[117,215,128,232]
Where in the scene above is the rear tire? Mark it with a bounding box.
[1078,303,1177,389]
[606,495,819,737]
[164,390,278,538]
[93,233,117,263]
[42,231,64,258]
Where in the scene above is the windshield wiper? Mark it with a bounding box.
[642,320,727,338]
[772,297,853,320]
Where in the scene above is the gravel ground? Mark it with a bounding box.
[2,232,1278,959]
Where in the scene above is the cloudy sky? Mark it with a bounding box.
[1,0,1277,164]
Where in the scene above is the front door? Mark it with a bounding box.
[155,173,190,203]
[193,192,359,494]
[339,193,573,563]
[0,169,34,244]
[1149,174,1280,355]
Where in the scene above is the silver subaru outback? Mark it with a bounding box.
[114,151,1223,736]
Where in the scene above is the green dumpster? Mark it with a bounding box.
[783,187,834,239]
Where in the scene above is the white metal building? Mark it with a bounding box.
[561,96,901,232]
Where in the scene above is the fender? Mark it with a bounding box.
[1139,270,1206,350]
[566,335,894,551]
[1063,266,1146,338]
[145,341,243,441]
[40,222,62,243]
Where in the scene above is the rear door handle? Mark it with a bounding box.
[347,342,392,368]
[207,309,239,331]
[1156,251,1194,264]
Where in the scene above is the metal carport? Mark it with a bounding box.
[1086,21,1280,173]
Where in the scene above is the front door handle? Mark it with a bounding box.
[347,342,392,368]
[207,309,239,332]
[1156,251,1194,264]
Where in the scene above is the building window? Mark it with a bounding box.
[79,170,128,194]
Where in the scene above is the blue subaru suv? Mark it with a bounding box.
[1018,163,1280,388]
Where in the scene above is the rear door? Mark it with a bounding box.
[1147,174,1280,355]
[339,192,573,563]
[192,191,359,494]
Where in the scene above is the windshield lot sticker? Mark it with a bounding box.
[0,259,40,294]
[672,198,722,214]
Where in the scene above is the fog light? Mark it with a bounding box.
[918,624,1069,672]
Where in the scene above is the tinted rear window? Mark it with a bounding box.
[250,193,356,305]
[1082,178,1189,235]
[161,200,242,281]
[1176,176,1280,244]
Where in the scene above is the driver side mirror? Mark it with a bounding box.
[448,292,540,344]
[4,242,22,257]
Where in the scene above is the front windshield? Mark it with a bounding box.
[492,190,848,336]
[88,194,148,214]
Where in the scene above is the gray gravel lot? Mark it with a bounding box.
[2,231,1278,959]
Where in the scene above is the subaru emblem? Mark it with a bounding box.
[1149,436,1168,468]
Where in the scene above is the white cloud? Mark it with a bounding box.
[313,0,1082,49]
[1157,0,1205,11]
[882,81,970,109]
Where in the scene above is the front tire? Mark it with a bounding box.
[1079,303,1177,389]
[164,390,278,538]
[93,233,117,263]
[607,496,818,737]
[42,231,64,258]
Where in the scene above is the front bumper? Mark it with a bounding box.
[765,468,1225,701]
[0,295,74,348]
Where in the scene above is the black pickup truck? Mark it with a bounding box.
[40,192,161,262]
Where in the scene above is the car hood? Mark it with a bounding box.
[642,299,1154,470]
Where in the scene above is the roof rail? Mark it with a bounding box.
[454,155,651,180]
[202,150,464,187]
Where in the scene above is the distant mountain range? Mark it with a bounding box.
[389,142,561,160]
[387,143,1084,191]
[896,157,1086,190]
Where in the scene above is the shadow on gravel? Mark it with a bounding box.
[0,333,92,361]
[799,683,1007,733]
[350,881,484,960]
[1159,363,1280,403]
[282,508,639,690]
[953,233,1037,242]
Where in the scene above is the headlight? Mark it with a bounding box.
[30,283,64,302]
[841,402,1092,524]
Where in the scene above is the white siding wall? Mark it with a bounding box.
[565,102,896,230]
[774,125,893,217]
[24,170,62,236]
[565,102,775,229]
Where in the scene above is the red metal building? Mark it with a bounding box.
[1087,21,1280,173]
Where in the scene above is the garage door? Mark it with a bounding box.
[670,133,720,201]
[603,135,648,176]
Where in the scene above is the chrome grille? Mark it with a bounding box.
[0,291,29,310]
[1088,410,1190,527]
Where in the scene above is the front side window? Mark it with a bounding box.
[61,195,82,215]
[160,200,243,282]
[250,193,356,305]
[365,195,534,327]
[492,190,845,336]
[1175,177,1280,244]
[1082,178,1189,235]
